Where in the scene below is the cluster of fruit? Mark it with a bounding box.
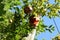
[24,5,40,28]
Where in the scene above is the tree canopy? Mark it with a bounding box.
[0,0,60,40]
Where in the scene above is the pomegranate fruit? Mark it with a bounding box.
[29,15,40,27]
[24,6,33,14]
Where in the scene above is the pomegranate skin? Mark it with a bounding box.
[29,15,39,27]
[24,6,33,14]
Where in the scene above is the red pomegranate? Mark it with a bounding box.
[29,15,40,27]
[24,6,33,14]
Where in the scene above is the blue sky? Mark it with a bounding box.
[36,0,60,40]
[36,16,60,40]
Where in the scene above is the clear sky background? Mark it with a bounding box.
[36,0,60,40]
